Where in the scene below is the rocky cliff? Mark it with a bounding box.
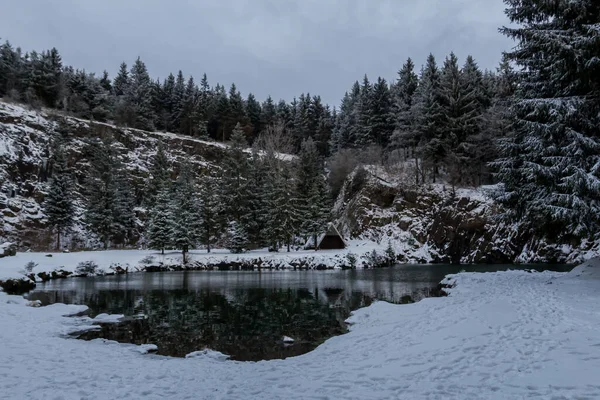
[334,166,599,264]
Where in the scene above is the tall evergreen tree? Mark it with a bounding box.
[296,138,330,248]
[146,141,171,206]
[369,77,394,147]
[85,139,117,249]
[170,162,198,262]
[198,172,222,253]
[146,187,172,254]
[128,57,155,130]
[495,0,600,236]
[220,123,251,249]
[44,141,75,250]
[414,54,445,182]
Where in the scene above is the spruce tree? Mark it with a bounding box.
[220,123,251,232]
[147,187,172,254]
[391,57,420,182]
[111,162,136,246]
[170,162,198,263]
[44,141,74,250]
[198,172,221,253]
[146,141,171,206]
[128,57,155,130]
[370,77,394,148]
[85,139,117,249]
[495,0,600,236]
[296,138,330,248]
[414,54,445,182]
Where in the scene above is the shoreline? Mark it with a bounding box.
[0,259,597,399]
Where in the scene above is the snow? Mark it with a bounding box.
[282,336,295,343]
[1,259,599,398]
[0,243,388,282]
[91,313,124,323]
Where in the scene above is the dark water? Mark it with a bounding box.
[28,264,573,361]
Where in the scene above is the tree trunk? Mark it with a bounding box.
[182,248,187,264]
[414,153,420,185]
[313,234,318,251]
[207,242,211,253]
[56,230,61,251]
[161,248,164,255]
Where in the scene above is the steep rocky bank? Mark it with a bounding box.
[334,166,599,264]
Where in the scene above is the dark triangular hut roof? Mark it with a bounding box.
[305,223,347,250]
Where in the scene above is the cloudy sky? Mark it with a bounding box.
[1,0,514,106]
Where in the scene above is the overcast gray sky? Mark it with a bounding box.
[1,0,513,106]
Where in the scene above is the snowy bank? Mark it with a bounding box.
[0,241,395,293]
[1,259,599,399]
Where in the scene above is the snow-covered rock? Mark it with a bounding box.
[282,336,295,343]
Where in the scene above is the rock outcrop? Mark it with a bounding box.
[334,166,598,264]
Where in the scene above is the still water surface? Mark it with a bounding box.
[29,264,572,361]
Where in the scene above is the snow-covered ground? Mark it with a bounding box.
[0,241,388,282]
[1,258,599,399]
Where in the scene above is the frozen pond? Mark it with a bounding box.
[28,264,572,361]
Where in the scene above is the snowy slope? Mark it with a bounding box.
[1,259,599,399]
[0,100,292,249]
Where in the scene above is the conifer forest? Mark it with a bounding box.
[0,0,598,256]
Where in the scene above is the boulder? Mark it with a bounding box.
[0,242,17,258]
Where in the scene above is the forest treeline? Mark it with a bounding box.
[2,0,599,250]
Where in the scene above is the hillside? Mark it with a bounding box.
[0,101,235,249]
[2,100,598,263]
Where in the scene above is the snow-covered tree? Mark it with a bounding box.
[296,138,330,248]
[85,139,117,249]
[414,54,445,182]
[170,162,199,263]
[146,187,172,254]
[145,141,171,206]
[44,141,74,250]
[220,123,251,248]
[226,220,248,254]
[198,172,222,253]
[128,57,155,130]
[495,0,600,237]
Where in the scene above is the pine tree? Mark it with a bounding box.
[391,57,420,182]
[198,172,221,253]
[414,54,445,182]
[146,141,171,206]
[370,77,394,148]
[113,62,130,96]
[245,148,268,248]
[227,220,248,254]
[146,187,172,254]
[354,75,374,147]
[85,139,117,249]
[170,162,198,263]
[44,141,75,250]
[246,93,262,141]
[171,70,185,131]
[111,162,136,246]
[495,0,600,237]
[128,57,155,130]
[296,138,330,248]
